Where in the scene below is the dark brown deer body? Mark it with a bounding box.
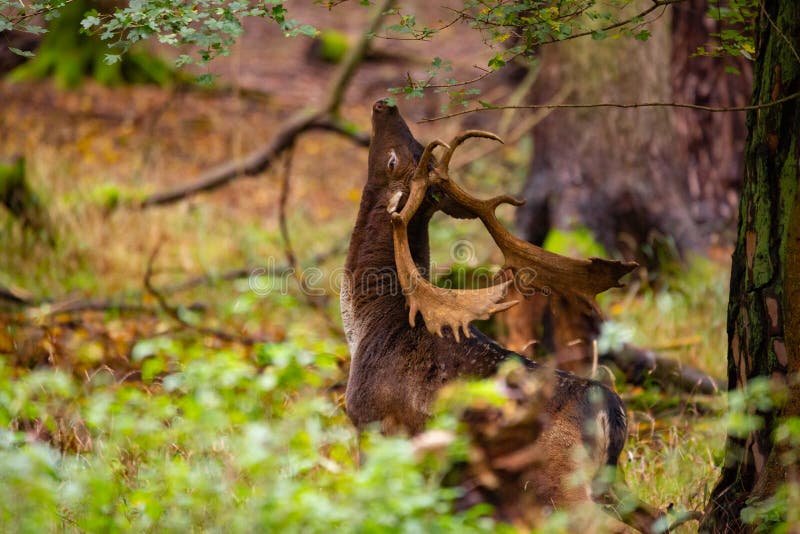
[341,99,631,497]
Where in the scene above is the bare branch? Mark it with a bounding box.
[276,148,345,337]
[421,90,800,122]
[144,243,269,345]
[324,0,394,116]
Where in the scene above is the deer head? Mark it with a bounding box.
[383,105,636,341]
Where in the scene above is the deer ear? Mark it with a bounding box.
[387,149,398,171]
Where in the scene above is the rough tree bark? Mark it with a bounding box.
[701,0,800,531]
[502,0,751,378]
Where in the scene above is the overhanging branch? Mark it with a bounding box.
[421,91,800,122]
[138,0,392,208]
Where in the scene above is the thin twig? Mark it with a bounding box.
[451,84,570,172]
[371,12,461,41]
[278,146,300,275]
[143,242,269,345]
[666,510,704,531]
[760,0,800,64]
[421,90,800,122]
[276,149,344,338]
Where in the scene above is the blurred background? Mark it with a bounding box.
[0,0,755,530]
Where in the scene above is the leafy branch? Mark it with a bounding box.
[138,0,389,207]
[0,0,317,74]
[380,0,686,107]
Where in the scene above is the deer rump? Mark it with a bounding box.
[342,100,661,532]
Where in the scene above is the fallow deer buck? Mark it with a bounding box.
[342,99,663,532]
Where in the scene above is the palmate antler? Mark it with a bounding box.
[390,130,637,342]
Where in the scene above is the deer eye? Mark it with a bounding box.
[387,150,398,171]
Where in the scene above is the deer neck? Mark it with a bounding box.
[345,183,431,289]
[341,183,432,353]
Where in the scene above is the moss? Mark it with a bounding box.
[775,2,800,81]
[751,157,775,288]
[778,139,798,261]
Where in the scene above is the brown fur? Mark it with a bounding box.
[342,100,629,508]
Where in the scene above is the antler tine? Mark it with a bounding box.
[438,130,504,171]
[392,139,450,228]
[409,139,450,186]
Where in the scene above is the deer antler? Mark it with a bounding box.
[390,138,517,342]
[391,130,637,341]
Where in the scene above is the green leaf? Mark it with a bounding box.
[24,24,48,35]
[8,47,35,58]
[487,54,506,70]
[81,16,101,30]
[293,24,318,38]
[197,73,216,85]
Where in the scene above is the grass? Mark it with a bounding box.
[0,79,733,532]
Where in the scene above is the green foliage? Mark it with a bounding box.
[380,0,674,106]
[740,457,800,534]
[316,29,349,63]
[542,226,607,259]
[0,0,317,76]
[698,0,757,60]
[598,255,729,379]
[6,0,176,88]
[0,339,501,532]
[1,0,759,102]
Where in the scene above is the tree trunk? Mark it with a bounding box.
[502,0,751,377]
[701,1,800,531]
[0,157,53,242]
[516,1,697,260]
[670,0,752,234]
[504,4,685,369]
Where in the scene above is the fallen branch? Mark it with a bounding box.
[143,243,269,346]
[0,284,158,316]
[138,0,391,208]
[602,343,722,395]
[0,239,347,317]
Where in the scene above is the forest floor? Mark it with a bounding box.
[0,3,732,532]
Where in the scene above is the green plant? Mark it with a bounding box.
[0,340,502,532]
